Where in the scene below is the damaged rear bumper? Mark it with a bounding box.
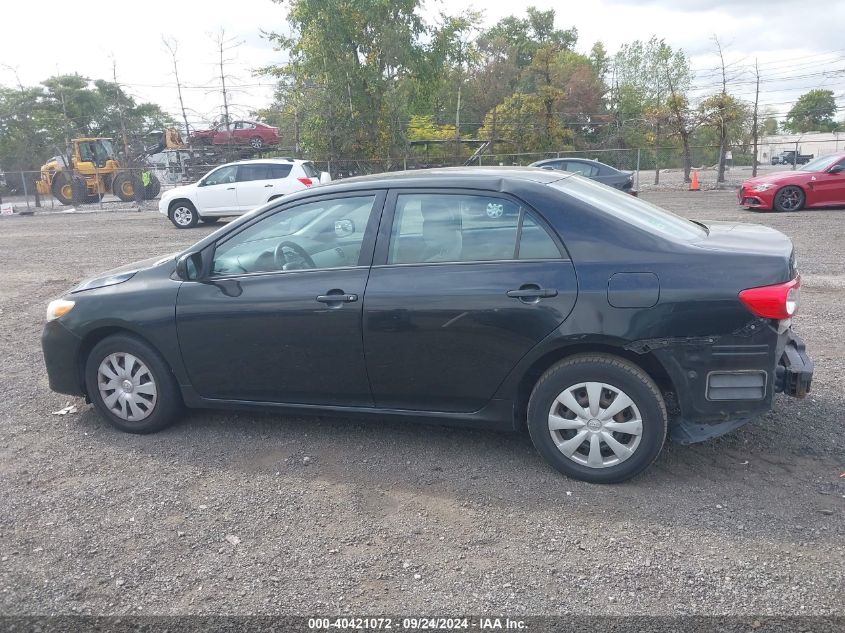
[630,324,813,444]
[775,330,813,397]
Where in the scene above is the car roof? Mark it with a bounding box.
[535,156,607,166]
[328,166,571,190]
[221,157,306,166]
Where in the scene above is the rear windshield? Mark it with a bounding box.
[301,161,321,178]
[552,175,706,241]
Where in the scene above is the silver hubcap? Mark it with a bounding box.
[173,206,193,225]
[486,203,504,218]
[548,381,643,469]
[97,353,157,421]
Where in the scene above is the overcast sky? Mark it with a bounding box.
[1,0,842,128]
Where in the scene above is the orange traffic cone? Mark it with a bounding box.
[689,170,700,191]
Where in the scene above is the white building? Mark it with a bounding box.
[757,132,845,164]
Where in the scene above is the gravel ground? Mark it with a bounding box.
[0,191,843,617]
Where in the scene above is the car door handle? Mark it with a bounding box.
[264,183,273,187]
[226,187,236,190]
[316,293,358,304]
[507,286,558,300]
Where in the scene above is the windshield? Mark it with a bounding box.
[552,175,707,241]
[799,154,840,172]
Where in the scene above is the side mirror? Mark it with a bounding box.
[175,251,203,280]
[335,219,355,237]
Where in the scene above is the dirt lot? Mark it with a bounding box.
[0,191,843,616]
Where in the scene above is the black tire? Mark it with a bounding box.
[249,136,264,150]
[169,200,198,228]
[112,171,141,202]
[51,172,86,205]
[143,172,161,199]
[527,354,667,484]
[84,334,182,434]
[773,185,805,212]
[200,216,221,224]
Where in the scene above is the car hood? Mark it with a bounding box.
[161,183,196,200]
[742,170,815,186]
[71,252,178,293]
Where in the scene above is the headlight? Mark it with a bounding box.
[46,299,75,321]
[74,271,136,292]
[752,183,776,192]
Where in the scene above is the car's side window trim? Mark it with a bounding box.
[372,187,569,267]
[203,189,388,280]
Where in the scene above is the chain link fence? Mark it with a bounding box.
[1,140,838,215]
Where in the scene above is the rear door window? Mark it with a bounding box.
[519,213,561,259]
[237,164,273,182]
[387,193,561,264]
[563,161,599,177]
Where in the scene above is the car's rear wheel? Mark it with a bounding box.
[250,136,264,150]
[84,334,182,434]
[527,354,667,483]
[773,186,805,212]
[169,201,198,228]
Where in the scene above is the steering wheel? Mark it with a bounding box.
[273,240,316,270]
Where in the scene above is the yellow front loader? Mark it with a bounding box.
[35,138,159,205]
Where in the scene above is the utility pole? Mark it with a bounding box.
[212,29,242,159]
[112,59,141,204]
[163,37,191,143]
[59,87,72,168]
[112,60,130,164]
[752,59,760,177]
[218,36,231,132]
[654,69,661,185]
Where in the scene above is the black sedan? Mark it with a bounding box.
[529,157,636,193]
[42,168,812,483]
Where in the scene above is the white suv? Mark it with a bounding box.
[159,158,330,228]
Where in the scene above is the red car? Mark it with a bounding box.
[739,152,845,211]
[190,120,279,150]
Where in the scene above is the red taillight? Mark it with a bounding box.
[297,177,313,187]
[738,276,800,320]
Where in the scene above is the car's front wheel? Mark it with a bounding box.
[84,334,182,434]
[169,201,198,228]
[527,354,667,483]
[773,186,805,212]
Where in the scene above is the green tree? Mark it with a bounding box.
[784,89,840,133]
[612,37,681,182]
[762,115,778,136]
[697,93,749,166]
[263,0,429,160]
[479,92,574,155]
[478,7,576,71]
[656,43,695,181]
[0,74,173,174]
